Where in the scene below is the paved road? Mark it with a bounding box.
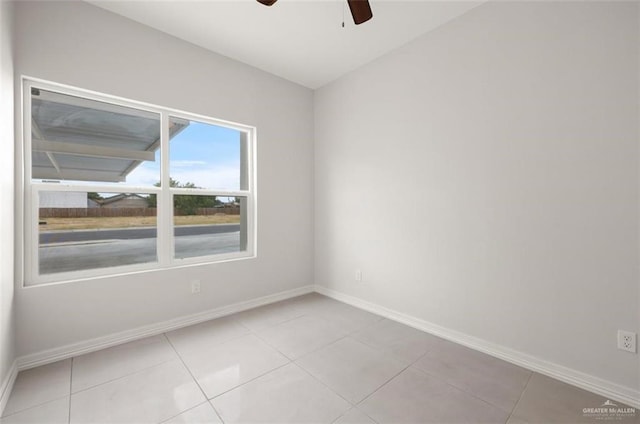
[39,232,241,275]
[40,224,240,244]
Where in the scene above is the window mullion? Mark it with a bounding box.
[32,183,162,194]
[24,83,34,284]
[168,188,249,197]
[158,112,173,266]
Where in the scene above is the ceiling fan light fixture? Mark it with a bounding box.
[257,0,278,6]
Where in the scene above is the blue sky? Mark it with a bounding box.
[128,120,241,191]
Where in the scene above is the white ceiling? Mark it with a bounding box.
[87,0,483,89]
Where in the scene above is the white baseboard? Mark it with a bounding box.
[17,285,314,371]
[0,359,18,416]
[315,285,640,409]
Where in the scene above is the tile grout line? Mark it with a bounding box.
[69,356,177,397]
[161,333,217,422]
[242,302,406,419]
[355,362,414,407]
[356,328,528,418]
[233,298,407,419]
[249,307,375,361]
[358,408,381,424]
[342,315,386,338]
[203,299,369,405]
[0,395,71,420]
[230,315,253,332]
[167,324,252,357]
[357,341,512,415]
[329,410,345,424]
[160,300,312,420]
[163,312,296,418]
[349,320,445,366]
[247,326,298,360]
[163,334,227,424]
[247,311,305,332]
[63,335,186,399]
[203,301,377,406]
[236,294,376,341]
[244,306,337,361]
[233,306,308,334]
[162,331,293,423]
[206,399,225,424]
[292,360,356,408]
[294,333,353,362]
[0,360,75,420]
[330,407,379,424]
[207,361,293,401]
[411,348,533,417]
[343,328,446,411]
[328,406,380,424]
[157,400,215,424]
[312,333,401,424]
[410,364,519,418]
[504,371,534,423]
[333,336,429,423]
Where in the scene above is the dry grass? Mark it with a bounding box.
[40,215,241,231]
[175,215,240,225]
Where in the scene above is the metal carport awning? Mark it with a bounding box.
[31,88,188,183]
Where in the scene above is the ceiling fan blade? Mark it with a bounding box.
[257,0,278,6]
[347,0,373,25]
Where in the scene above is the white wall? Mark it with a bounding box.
[315,1,639,394]
[0,0,16,400]
[13,1,314,356]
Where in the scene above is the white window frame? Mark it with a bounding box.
[22,77,257,287]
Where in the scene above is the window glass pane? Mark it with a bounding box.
[169,117,245,191]
[38,191,157,274]
[31,88,161,186]
[173,195,246,259]
[27,81,255,285]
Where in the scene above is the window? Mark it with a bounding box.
[23,79,256,286]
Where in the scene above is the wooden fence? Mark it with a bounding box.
[39,207,240,218]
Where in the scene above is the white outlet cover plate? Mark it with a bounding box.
[617,330,637,353]
[191,280,201,294]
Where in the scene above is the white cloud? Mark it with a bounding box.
[115,161,241,191]
[125,164,161,187]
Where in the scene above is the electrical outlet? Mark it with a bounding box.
[617,330,637,353]
[355,269,362,282]
[191,280,201,294]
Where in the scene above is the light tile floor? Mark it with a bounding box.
[1,293,637,424]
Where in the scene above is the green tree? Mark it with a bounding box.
[146,178,219,215]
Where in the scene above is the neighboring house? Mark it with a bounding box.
[39,191,87,208]
[100,193,149,209]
